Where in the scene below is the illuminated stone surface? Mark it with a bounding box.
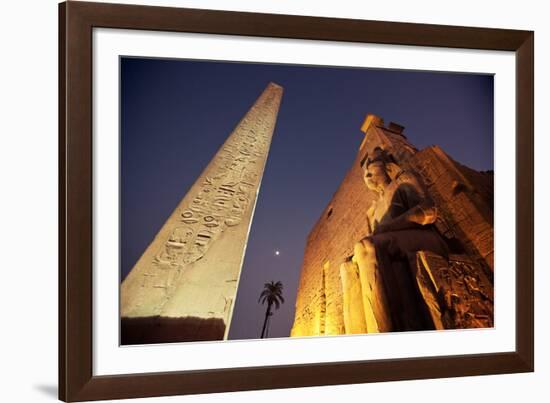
[291,114,493,337]
[121,82,283,344]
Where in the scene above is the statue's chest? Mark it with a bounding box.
[368,184,404,229]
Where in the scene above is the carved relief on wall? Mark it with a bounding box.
[415,251,494,329]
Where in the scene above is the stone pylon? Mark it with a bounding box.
[121,82,284,344]
[291,114,493,337]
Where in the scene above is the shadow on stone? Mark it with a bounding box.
[121,316,225,345]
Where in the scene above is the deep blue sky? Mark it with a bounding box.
[120,57,493,340]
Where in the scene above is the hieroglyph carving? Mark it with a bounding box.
[415,251,493,329]
[154,117,271,269]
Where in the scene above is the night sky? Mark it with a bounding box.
[120,57,493,340]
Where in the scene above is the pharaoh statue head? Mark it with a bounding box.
[360,147,402,193]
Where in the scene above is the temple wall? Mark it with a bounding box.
[291,145,375,336]
[410,146,494,272]
[291,115,494,337]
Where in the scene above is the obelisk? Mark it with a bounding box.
[121,82,284,344]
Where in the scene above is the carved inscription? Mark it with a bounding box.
[150,92,277,270]
[416,251,494,329]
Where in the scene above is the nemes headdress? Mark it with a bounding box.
[360,147,404,182]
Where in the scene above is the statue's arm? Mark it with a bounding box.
[404,199,438,225]
[374,189,437,234]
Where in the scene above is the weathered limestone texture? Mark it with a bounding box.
[291,114,493,337]
[121,82,283,344]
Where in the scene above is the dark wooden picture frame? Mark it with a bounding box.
[59,1,534,401]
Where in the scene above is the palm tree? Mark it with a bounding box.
[258,281,284,338]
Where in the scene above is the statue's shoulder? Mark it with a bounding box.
[394,170,421,187]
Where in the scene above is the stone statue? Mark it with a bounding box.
[343,148,450,333]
